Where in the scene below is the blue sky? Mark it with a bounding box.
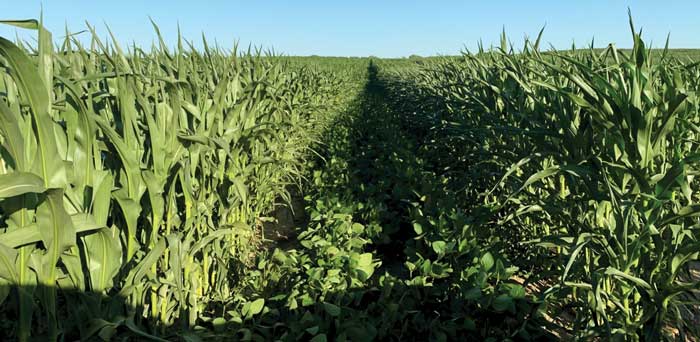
[0,1,697,57]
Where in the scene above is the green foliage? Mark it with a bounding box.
[0,15,698,342]
[0,19,367,341]
[373,16,700,340]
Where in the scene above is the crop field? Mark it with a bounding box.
[0,16,699,341]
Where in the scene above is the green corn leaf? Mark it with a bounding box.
[0,37,66,189]
[0,172,45,199]
[83,227,122,292]
[0,242,18,282]
[604,267,652,290]
[0,99,27,170]
[0,213,102,248]
[562,240,589,283]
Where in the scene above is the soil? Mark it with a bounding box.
[261,186,307,250]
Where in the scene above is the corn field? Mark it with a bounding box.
[0,16,698,341]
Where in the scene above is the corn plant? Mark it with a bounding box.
[0,19,363,340]
[374,16,700,340]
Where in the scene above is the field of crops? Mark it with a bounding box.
[0,17,699,341]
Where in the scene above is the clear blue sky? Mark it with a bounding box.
[0,1,697,57]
